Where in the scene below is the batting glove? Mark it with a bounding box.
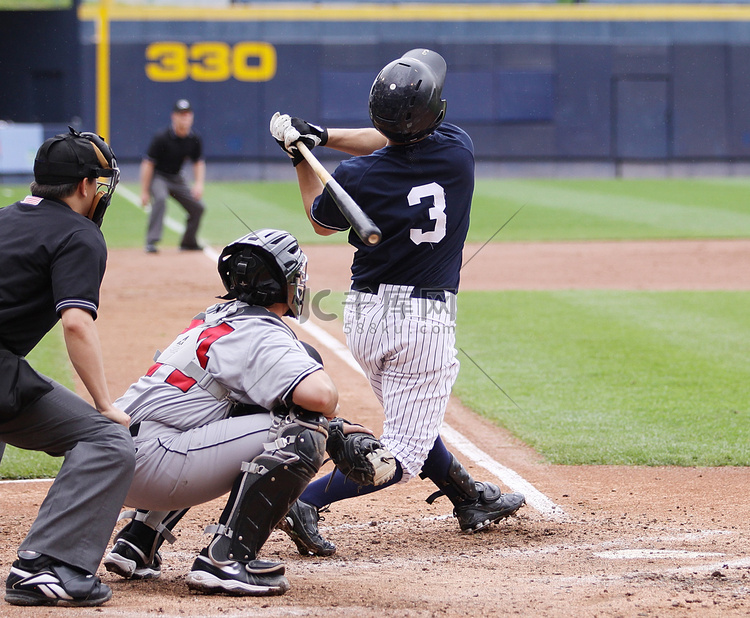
[289,117,328,150]
[270,112,304,166]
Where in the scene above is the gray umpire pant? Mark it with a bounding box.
[146,172,205,248]
[0,379,135,574]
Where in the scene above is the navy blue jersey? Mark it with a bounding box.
[311,123,474,291]
[0,196,106,356]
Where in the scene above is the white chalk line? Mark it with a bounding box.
[0,478,53,485]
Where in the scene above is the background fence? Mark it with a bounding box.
[5,1,750,176]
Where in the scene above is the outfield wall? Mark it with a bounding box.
[74,5,750,168]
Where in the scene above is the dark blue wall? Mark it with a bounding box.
[78,19,750,165]
[0,2,81,125]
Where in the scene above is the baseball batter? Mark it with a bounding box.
[269,48,525,557]
[103,230,340,596]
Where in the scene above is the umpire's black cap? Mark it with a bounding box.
[33,127,117,185]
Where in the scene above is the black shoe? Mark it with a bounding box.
[145,244,158,254]
[185,548,289,596]
[277,500,336,557]
[5,553,112,607]
[453,483,525,532]
[179,243,203,252]
[103,538,162,580]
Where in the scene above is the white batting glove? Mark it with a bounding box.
[270,112,292,145]
[269,112,303,165]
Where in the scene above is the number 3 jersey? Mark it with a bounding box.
[310,123,475,292]
[115,300,321,432]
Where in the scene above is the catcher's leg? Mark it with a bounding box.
[421,437,526,532]
[186,409,328,596]
[104,508,189,580]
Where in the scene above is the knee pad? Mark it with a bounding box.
[208,410,328,564]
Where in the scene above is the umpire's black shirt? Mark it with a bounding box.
[146,127,203,176]
[0,196,106,356]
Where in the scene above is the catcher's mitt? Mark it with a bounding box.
[326,418,397,486]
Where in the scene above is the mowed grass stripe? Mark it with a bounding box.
[453,290,750,466]
[470,179,750,241]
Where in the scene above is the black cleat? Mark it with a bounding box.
[454,482,525,532]
[185,548,289,596]
[277,500,336,557]
[5,553,112,607]
[103,538,162,580]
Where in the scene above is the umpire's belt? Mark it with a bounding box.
[351,281,454,303]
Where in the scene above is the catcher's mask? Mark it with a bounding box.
[33,126,120,227]
[218,229,308,318]
[369,48,447,144]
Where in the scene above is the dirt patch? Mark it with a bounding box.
[2,240,749,617]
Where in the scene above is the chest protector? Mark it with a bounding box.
[154,303,284,401]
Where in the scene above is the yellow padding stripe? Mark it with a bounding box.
[78,3,750,23]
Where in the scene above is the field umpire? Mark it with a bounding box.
[0,128,135,607]
[141,98,206,253]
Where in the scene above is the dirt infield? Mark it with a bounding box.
[2,240,750,617]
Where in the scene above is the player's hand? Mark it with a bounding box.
[140,191,150,208]
[340,420,374,437]
[289,117,328,150]
[270,112,304,166]
[99,404,131,428]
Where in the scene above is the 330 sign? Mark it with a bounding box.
[145,41,276,82]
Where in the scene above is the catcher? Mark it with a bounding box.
[102,229,395,596]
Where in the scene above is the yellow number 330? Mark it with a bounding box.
[145,41,277,82]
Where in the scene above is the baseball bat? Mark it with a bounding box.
[295,141,382,246]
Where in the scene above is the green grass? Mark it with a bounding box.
[453,291,750,466]
[0,0,73,9]
[2,177,750,472]
[104,177,750,250]
[468,178,750,242]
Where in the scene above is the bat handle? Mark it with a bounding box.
[296,142,332,183]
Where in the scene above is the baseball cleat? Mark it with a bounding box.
[454,482,526,533]
[277,500,336,557]
[185,549,289,596]
[104,539,162,580]
[5,553,112,607]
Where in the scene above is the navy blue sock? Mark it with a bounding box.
[420,436,465,503]
[300,461,403,508]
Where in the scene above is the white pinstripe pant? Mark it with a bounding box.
[343,285,459,479]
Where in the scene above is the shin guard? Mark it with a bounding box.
[207,409,329,564]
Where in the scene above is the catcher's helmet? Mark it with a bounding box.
[33,126,120,227]
[218,229,308,318]
[369,48,447,144]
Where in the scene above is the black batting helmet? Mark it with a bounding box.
[33,127,120,227]
[369,48,447,144]
[218,229,308,318]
